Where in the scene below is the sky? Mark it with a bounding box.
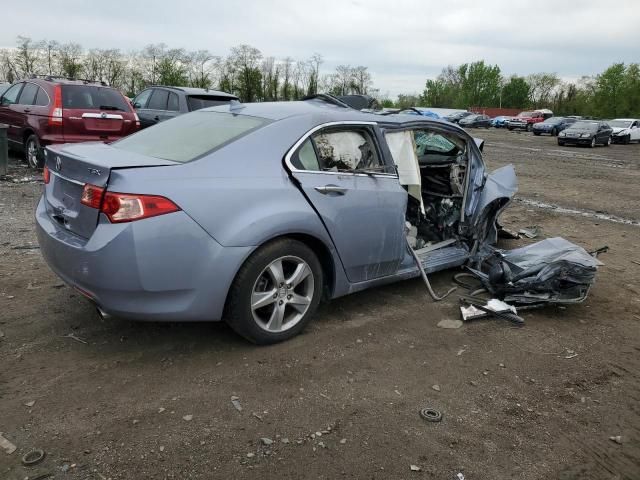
[2,0,639,97]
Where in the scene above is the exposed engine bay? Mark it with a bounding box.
[402,129,468,249]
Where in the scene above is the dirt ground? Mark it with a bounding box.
[1,129,639,480]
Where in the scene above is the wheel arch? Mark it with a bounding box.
[222,232,338,317]
[22,128,36,145]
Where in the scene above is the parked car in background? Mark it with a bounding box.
[397,107,440,119]
[491,116,511,128]
[0,82,10,96]
[0,76,139,168]
[608,118,640,144]
[132,86,238,129]
[557,120,612,147]
[443,111,473,124]
[532,116,577,136]
[507,109,553,131]
[459,114,491,128]
[36,97,517,344]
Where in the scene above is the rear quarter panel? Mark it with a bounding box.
[107,115,328,246]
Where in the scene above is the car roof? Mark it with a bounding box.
[151,86,238,98]
[204,99,456,128]
[611,118,638,122]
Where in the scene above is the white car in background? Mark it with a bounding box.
[609,118,640,144]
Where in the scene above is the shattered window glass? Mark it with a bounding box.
[414,131,455,154]
[312,130,381,172]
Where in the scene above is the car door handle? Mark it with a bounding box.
[24,108,31,113]
[153,116,160,121]
[314,185,347,195]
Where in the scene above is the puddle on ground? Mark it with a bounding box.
[516,198,640,226]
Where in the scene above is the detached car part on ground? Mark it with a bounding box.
[467,237,602,306]
[35,98,598,344]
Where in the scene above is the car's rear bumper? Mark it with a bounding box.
[40,134,130,146]
[35,196,253,321]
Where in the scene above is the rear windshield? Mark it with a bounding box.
[62,85,130,112]
[187,95,236,111]
[113,111,270,162]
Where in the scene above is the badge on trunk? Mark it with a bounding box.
[55,157,62,171]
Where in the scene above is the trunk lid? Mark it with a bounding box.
[61,85,138,140]
[43,142,176,239]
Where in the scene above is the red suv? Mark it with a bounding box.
[0,76,139,168]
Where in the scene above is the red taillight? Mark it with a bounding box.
[48,85,63,126]
[43,166,50,184]
[100,192,180,223]
[81,183,105,209]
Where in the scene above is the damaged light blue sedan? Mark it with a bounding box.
[36,96,518,344]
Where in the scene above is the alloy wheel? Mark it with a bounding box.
[590,138,596,148]
[27,139,39,169]
[251,256,314,333]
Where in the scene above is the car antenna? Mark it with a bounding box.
[229,99,245,112]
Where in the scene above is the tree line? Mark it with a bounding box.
[418,60,640,118]
[0,36,375,101]
[2,37,638,118]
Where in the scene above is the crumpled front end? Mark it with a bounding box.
[468,237,603,305]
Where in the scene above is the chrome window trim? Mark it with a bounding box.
[82,113,124,120]
[284,121,399,178]
[49,169,85,186]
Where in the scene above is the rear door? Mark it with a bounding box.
[287,123,407,283]
[61,85,136,142]
[143,89,170,127]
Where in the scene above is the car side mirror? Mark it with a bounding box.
[133,102,141,109]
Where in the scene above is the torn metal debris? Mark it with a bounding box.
[469,237,603,305]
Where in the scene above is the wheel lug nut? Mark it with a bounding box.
[286,284,291,289]
[273,293,277,299]
[279,300,284,305]
[287,295,292,300]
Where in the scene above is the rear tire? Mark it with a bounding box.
[25,134,43,169]
[225,238,323,345]
[623,135,630,145]
[552,128,558,136]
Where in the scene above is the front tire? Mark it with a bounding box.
[589,137,596,148]
[225,238,323,345]
[25,134,43,169]
[623,135,630,145]
[558,140,565,146]
[604,136,611,147]
[526,124,533,132]
[552,128,558,136]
